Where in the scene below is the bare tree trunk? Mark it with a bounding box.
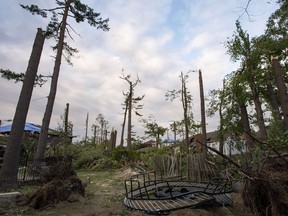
[199,70,207,157]
[0,28,45,191]
[180,72,189,153]
[218,80,225,154]
[120,101,128,147]
[63,103,69,156]
[271,56,288,130]
[84,112,89,146]
[127,89,132,148]
[34,1,71,161]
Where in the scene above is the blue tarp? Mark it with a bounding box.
[0,123,41,133]
[162,139,177,143]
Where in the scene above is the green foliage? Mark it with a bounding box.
[91,158,120,171]
[268,119,288,149]
[69,144,104,170]
[21,1,109,38]
[139,148,167,168]
[111,147,140,163]
[0,69,47,86]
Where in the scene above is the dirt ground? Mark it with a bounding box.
[2,167,254,216]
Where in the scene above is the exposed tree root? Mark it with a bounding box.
[242,157,288,216]
[23,162,85,209]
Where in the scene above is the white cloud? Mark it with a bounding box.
[0,0,279,143]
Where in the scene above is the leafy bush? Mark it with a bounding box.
[70,144,104,170]
[91,158,120,171]
[111,147,140,164]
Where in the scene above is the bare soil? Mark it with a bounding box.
[3,167,253,216]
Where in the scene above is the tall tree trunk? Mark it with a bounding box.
[218,80,225,154]
[199,70,207,157]
[63,103,69,156]
[180,72,189,153]
[0,28,45,191]
[239,102,254,152]
[246,59,267,140]
[34,1,71,161]
[127,88,132,148]
[84,112,89,146]
[264,72,282,122]
[251,86,268,140]
[120,101,128,147]
[271,56,288,130]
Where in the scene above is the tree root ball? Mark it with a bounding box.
[25,175,85,209]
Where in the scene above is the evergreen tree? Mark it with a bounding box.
[20,0,109,161]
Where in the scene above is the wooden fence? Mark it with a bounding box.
[151,153,219,182]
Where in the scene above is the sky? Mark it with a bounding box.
[0,0,279,143]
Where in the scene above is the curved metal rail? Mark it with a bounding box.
[124,176,234,214]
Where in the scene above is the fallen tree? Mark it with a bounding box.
[197,135,288,216]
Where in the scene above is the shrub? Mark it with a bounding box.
[111,147,140,164]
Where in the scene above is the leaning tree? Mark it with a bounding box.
[0,28,46,191]
[20,0,109,162]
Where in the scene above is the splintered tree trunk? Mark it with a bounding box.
[127,89,132,148]
[271,57,288,131]
[120,102,128,147]
[0,28,45,191]
[199,70,207,157]
[34,1,71,161]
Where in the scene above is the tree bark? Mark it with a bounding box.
[218,80,225,154]
[34,1,71,161]
[271,56,288,130]
[120,100,128,147]
[199,70,207,157]
[180,72,189,153]
[0,28,45,191]
[239,102,254,152]
[264,72,282,122]
[127,87,132,148]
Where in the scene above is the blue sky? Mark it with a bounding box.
[0,0,279,142]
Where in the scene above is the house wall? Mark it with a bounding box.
[207,139,247,156]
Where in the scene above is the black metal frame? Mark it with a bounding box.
[124,172,233,214]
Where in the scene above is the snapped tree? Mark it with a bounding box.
[119,73,144,148]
